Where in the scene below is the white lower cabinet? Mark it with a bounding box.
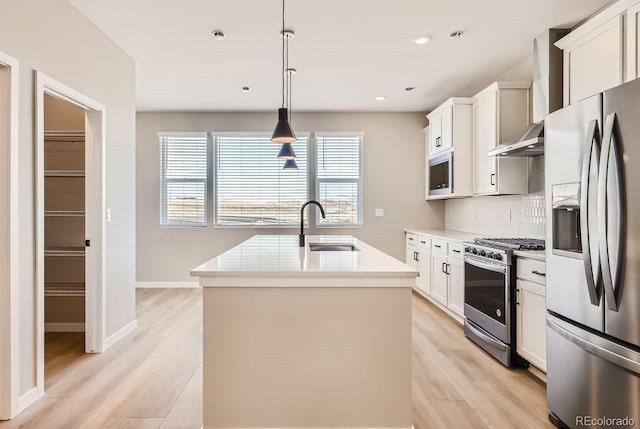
[405,232,465,324]
[516,257,547,372]
[447,257,464,316]
[416,248,431,296]
[431,253,449,306]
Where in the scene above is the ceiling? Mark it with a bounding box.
[69,0,610,112]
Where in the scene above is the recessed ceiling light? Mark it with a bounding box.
[450,31,463,38]
[242,86,250,92]
[501,153,508,156]
[405,87,415,92]
[375,96,387,101]
[212,30,226,40]
[412,35,432,45]
[527,145,536,149]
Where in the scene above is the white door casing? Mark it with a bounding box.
[0,50,20,420]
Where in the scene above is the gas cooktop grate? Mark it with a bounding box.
[473,238,545,251]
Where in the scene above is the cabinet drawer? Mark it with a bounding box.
[417,235,431,250]
[517,258,546,285]
[406,233,417,247]
[431,238,448,255]
[448,242,464,260]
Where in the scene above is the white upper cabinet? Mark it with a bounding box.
[472,82,531,196]
[627,2,640,81]
[556,0,640,105]
[425,97,473,199]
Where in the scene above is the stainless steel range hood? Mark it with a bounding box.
[489,29,568,157]
[488,121,544,157]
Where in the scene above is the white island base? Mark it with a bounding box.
[192,235,416,429]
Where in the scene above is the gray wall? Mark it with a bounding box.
[137,112,445,282]
[0,0,136,396]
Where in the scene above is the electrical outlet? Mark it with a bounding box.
[106,208,112,223]
[375,208,384,217]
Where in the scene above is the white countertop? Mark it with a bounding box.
[513,250,546,261]
[404,228,476,243]
[191,235,418,283]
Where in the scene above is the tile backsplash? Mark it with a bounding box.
[444,192,546,239]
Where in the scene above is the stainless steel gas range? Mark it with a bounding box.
[463,238,544,367]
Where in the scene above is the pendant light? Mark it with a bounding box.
[283,159,298,170]
[271,0,297,144]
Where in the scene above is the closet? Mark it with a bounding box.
[44,94,86,334]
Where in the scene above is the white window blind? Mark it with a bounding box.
[316,133,363,226]
[214,134,308,226]
[159,132,208,226]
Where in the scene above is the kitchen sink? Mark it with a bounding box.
[308,243,360,252]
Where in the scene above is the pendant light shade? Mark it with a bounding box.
[283,159,298,170]
[277,142,296,160]
[272,0,297,144]
[272,108,297,143]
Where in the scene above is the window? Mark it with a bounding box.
[316,133,363,226]
[214,134,308,226]
[159,132,208,226]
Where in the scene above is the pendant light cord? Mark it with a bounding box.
[281,0,286,109]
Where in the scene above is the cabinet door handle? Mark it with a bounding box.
[452,249,461,253]
[420,240,426,244]
[446,263,451,275]
[532,270,546,277]
[490,173,496,186]
[408,237,414,241]
[415,252,420,262]
[442,262,447,273]
[434,244,442,248]
[515,288,520,305]
[436,137,441,147]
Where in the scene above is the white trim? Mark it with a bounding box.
[555,0,638,50]
[136,281,200,288]
[35,71,107,399]
[17,388,38,415]
[45,323,85,333]
[0,50,20,420]
[103,320,138,350]
[627,2,640,81]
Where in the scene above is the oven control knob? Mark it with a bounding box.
[465,247,471,253]
[472,248,478,254]
[479,250,486,257]
[486,252,494,259]
[494,253,503,261]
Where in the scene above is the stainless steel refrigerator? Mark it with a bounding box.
[545,78,640,429]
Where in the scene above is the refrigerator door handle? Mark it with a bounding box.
[548,315,640,377]
[580,119,602,305]
[598,113,626,312]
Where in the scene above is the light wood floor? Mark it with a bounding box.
[0,289,553,429]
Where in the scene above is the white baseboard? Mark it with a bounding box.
[104,319,138,350]
[136,281,199,289]
[17,387,38,414]
[45,323,85,333]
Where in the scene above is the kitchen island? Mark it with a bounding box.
[191,235,416,429]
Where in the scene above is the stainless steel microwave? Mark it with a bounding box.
[428,151,453,196]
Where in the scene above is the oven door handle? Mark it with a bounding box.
[464,256,506,274]
[465,321,507,352]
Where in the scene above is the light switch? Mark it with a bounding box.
[106,208,112,223]
[375,208,384,217]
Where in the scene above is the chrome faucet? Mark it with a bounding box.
[299,200,326,246]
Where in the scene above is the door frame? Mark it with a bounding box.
[35,71,106,397]
[0,50,20,420]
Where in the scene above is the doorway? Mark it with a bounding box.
[35,72,106,398]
